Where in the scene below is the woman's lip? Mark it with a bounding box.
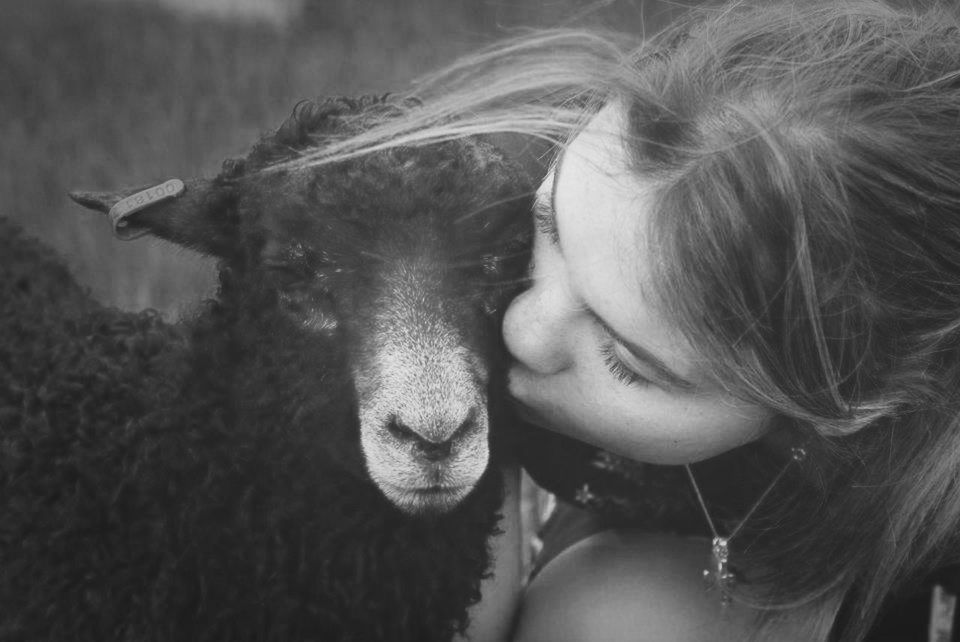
[506,363,535,398]
[506,365,554,428]
[384,481,469,495]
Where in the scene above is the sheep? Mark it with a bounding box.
[0,95,533,641]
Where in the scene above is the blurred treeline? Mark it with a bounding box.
[0,0,688,316]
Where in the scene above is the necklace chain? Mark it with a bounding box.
[684,445,808,605]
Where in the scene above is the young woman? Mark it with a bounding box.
[289,1,960,639]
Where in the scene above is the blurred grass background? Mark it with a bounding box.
[1,0,688,317]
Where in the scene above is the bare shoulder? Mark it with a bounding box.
[511,530,802,642]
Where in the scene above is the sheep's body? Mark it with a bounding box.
[0,97,531,641]
[0,217,100,318]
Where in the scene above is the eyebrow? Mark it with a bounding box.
[530,152,565,249]
[548,149,698,393]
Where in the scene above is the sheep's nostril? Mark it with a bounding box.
[417,439,453,462]
[452,408,479,441]
[387,416,418,442]
[385,409,481,463]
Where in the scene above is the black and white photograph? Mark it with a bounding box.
[3,0,960,640]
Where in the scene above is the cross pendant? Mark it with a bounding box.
[702,536,736,606]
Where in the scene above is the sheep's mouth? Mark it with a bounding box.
[381,481,474,515]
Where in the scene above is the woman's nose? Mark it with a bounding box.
[502,276,575,375]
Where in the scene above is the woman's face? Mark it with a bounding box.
[503,104,773,464]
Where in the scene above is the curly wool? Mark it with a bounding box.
[0,96,521,641]
[0,224,503,642]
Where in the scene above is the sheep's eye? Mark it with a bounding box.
[480,240,531,283]
[481,254,501,276]
[264,262,311,286]
[278,289,339,334]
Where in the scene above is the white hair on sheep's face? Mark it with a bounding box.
[353,255,491,514]
[68,96,534,516]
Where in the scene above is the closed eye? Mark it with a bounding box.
[599,341,653,387]
[587,307,697,392]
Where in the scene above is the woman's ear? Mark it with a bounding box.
[68,177,238,257]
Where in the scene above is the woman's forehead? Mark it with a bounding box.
[560,103,634,180]
[555,103,651,289]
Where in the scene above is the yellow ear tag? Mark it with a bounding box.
[108,178,185,240]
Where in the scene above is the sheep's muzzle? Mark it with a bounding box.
[353,257,493,515]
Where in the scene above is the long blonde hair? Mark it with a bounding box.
[269,29,636,172]
[277,2,960,640]
[628,4,960,641]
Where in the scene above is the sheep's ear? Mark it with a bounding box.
[68,177,237,257]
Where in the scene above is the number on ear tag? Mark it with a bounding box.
[108,178,185,240]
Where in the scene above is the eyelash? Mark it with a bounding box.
[532,200,560,245]
[599,341,652,388]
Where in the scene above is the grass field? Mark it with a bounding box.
[1,0,685,316]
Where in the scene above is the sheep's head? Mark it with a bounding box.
[69,97,534,514]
